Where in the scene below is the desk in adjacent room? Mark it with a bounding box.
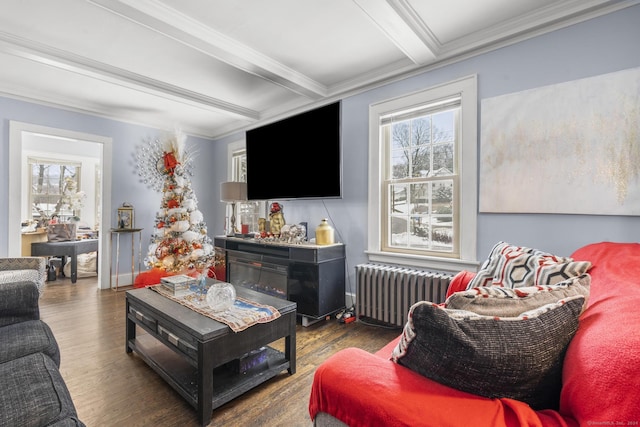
[31,239,99,283]
[21,230,48,256]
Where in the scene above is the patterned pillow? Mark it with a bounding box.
[467,241,592,289]
[446,274,590,317]
[391,295,585,410]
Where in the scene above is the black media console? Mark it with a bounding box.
[214,236,346,326]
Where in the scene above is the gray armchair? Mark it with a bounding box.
[0,257,46,295]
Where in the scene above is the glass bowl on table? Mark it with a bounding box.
[206,279,236,312]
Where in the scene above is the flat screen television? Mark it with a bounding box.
[245,101,342,201]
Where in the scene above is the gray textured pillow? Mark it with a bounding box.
[391,295,585,410]
[446,274,590,317]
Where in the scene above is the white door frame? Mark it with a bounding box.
[9,121,113,290]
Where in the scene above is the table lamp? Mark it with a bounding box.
[220,181,247,235]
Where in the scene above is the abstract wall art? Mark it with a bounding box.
[480,67,640,215]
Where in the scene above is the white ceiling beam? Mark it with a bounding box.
[351,0,437,64]
[0,32,259,120]
[87,0,328,99]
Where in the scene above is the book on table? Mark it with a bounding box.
[160,275,197,296]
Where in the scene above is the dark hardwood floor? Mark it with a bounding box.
[39,276,401,427]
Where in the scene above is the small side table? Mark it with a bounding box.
[110,228,143,291]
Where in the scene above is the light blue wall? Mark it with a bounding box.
[217,4,640,295]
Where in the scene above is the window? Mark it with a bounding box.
[228,145,261,233]
[367,75,478,271]
[29,157,82,223]
[231,148,247,182]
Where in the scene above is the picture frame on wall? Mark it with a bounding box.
[117,204,134,229]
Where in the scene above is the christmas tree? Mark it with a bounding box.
[135,129,215,280]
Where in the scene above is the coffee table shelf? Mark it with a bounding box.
[128,333,290,409]
[126,285,296,426]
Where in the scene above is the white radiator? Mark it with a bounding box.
[356,264,453,327]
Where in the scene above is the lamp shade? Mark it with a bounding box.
[220,181,247,202]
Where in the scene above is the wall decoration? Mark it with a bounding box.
[480,67,640,215]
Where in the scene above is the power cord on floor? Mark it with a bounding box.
[336,305,356,323]
[356,317,403,330]
[335,305,404,330]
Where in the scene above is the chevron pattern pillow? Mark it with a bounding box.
[467,241,592,289]
[391,295,585,410]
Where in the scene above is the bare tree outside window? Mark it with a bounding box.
[369,75,477,268]
[385,108,457,253]
[29,159,81,225]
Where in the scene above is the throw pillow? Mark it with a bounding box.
[391,295,585,410]
[467,241,591,289]
[446,273,590,317]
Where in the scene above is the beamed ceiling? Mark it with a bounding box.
[0,0,636,139]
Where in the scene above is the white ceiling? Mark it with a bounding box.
[0,0,635,139]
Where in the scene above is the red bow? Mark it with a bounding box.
[163,152,178,171]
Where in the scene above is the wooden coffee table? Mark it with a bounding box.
[125,285,296,426]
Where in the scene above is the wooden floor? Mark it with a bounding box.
[39,276,401,427]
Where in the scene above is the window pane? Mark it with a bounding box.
[390,216,408,246]
[391,120,410,149]
[390,184,407,214]
[432,109,455,174]
[432,180,454,251]
[411,116,431,145]
[433,144,454,173]
[432,110,455,142]
[412,144,431,178]
[391,148,410,179]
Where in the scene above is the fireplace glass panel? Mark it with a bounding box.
[228,256,288,299]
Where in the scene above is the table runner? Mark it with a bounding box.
[150,285,281,332]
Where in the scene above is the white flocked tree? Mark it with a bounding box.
[135,129,215,276]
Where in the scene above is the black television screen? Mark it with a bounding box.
[245,101,342,200]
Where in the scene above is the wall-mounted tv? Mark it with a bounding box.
[245,101,342,201]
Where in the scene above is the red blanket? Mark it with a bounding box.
[310,342,573,426]
[309,242,640,426]
[559,242,640,425]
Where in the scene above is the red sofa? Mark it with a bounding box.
[309,242,640,427]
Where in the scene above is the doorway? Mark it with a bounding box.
[8,121,113,290]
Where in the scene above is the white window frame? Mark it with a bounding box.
[367,75,478,272]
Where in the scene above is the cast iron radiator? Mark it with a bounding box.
[355,264,453,327]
